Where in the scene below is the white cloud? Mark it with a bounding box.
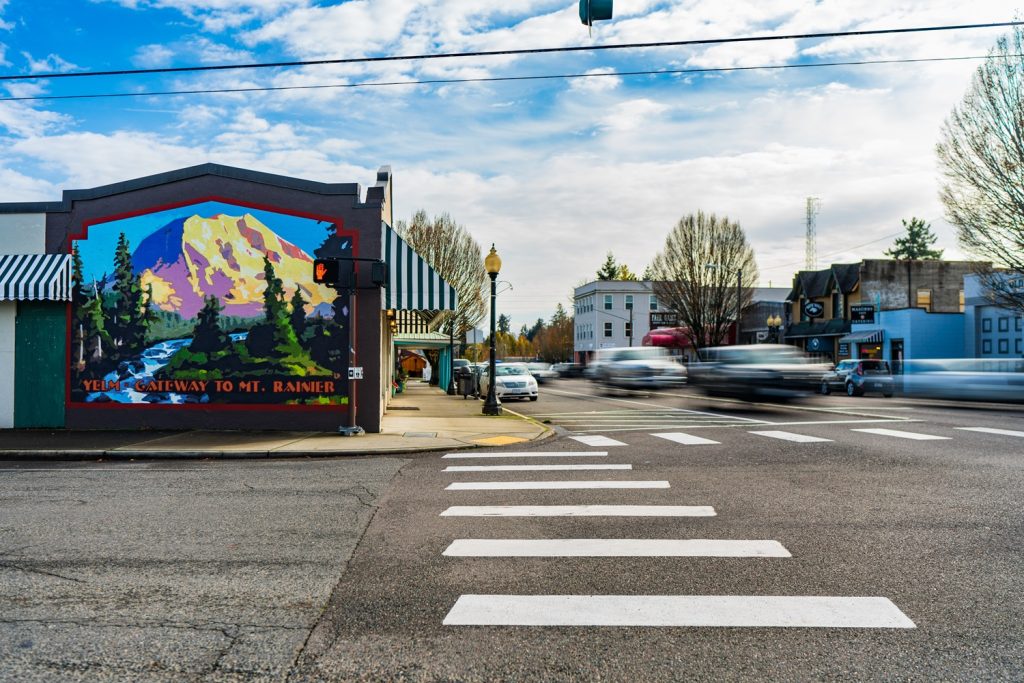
[133,44,175,68]
[20,52,78,74]
[570,67,622,93]
[103,0,306,32]
[599,98,669,132]
[0,102,68,137]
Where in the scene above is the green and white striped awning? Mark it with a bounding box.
[0,254,72,301]
[381,224,458,311]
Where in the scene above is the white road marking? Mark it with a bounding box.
[443,539,791,557]
[443,595,916,628]
[955,427,1024,438]
[851,428,950,440]
[748,431,833,443]
[569,435,628,447]
[652,432,721,445]
[444,464,632,472]
[442,451,608,459]
[440,505,716,517]
[446,480,669,490]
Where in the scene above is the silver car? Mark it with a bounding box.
[589,346,687,390]
[479,363,539,401]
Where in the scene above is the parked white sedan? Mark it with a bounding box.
[480,363,539,401]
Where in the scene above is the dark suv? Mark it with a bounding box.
[820,359,894,397]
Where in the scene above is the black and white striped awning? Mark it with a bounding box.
[0,254,72,301]
[381,224,458,311]
[839,329,884,344]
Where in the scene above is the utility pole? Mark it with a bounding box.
[805,197,820,270]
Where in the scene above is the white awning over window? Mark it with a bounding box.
[839,329,883,344]
[0,254,72,302]
[381,224,457,311]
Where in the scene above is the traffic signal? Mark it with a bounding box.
[579,0,612,26]
[313,258,340,284]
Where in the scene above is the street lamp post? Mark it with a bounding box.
[482,245,502,416]
[446,315,456,395]
[766,314,782,343]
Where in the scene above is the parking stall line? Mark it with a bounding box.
[442,451,609,459]
[851,428,951,440]
[445,480,669,491]
[569,435,628,447]
[440,505,716,517]
[444,464,632,472]
[652,432,721,445]
[443,539,791,558]
[748,431,833,443]
[954,427,1024,438]
[442,595,916,628]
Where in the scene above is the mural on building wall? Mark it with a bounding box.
[68,200,349,406]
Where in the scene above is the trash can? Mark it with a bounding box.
[457,371,476,399]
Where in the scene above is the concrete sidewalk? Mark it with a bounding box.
[0,380,551,459]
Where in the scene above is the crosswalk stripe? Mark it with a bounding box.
[652,432,721,445]
[748,431,833,443]
[570,435,627,447]
[443,539,791,557]
[442,595,916,628]
[444,464,632,472]
[955,427,1024,438]
[440,505,716,517]
[446,480,670,490]
[851,428,950,440]
[442,451,608,459]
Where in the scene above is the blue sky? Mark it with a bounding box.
[0,0,1019,330]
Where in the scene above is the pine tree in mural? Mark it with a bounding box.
[245,256,304,360]
[190,296,230,355]
[110,232,148,354]
[289,289,308,339]
[70,244,111,366]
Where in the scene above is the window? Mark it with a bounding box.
[916,289,931,311]
[999,339,1009,354]
[832,292,840,319]
[982,318,992,333]
[1017,339,1022,355]
[999,317,1009,332]
[604,322,613,337]
[650,295,658,311]
[625,294,633,310]
[604,294,612,310]
[625,322,633,339]
[959,289,965,313]
[982,339,992,354]
[1017,317,1022,332]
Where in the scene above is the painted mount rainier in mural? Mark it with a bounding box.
[134,212,335,319]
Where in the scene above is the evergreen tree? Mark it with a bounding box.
[262,255,288,324]
[497,314,511,335]
[596,252,619,280]
[885,217,944,260]
[190,296,230,354]
[289,289,308,338]
[110,232,148,353]
[247,256,304,360]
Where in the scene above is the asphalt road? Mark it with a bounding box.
[2,380,1022,681]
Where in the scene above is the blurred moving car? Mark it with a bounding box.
[688,344,831,401]
[552,362,584,378]
[479,362,539,401]
[820,359,894,397]
[588,346,686,390]
[525,362,558,383]
[899,358,1024,402]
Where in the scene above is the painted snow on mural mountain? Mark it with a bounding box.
[133,212,336,319]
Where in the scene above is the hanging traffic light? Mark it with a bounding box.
[579,0,613,26]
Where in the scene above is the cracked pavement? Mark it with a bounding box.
[0,457,406,682]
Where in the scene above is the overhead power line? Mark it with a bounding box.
[0,53,1014,103]
[0,21,1019,82]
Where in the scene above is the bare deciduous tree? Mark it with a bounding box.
[649,211,758,351]
[395,210,488,337]
[937,25,1024,310]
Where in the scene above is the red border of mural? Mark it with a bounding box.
[65,195,358,413]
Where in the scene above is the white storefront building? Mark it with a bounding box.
[573,280,663,364]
